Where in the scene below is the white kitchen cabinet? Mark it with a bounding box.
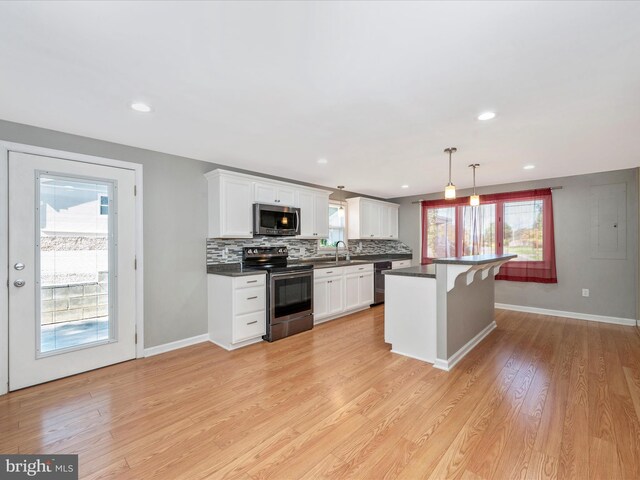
[314,263,374,324]
[206,171,254,238]
[297,189,330,239]
[358,272,374,306]
[392,260,411,269]
[206,169,332,239]
[254,181,296,206]
[346,271,374,310]
[344,273,360,311]
[347,197,399,239]
[208,273,267,350]
[314,274,343,321]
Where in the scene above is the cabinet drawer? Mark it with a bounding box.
[234,274,266,289]
[392,260,411,269]
[314,267,344,279]
[344,263,373,275]
[234,286,266,315]
[233,310,265,343]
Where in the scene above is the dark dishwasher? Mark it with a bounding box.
[372,261,392,305]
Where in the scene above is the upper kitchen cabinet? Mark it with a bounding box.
[206,170,254,238]
[297,189,330,239]
[347,197,399,239]
[253,181,296,206]
[206,169,331,239]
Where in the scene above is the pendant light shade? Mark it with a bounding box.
[469,163,480,206]
[336,186,345,216]
[444,147,457,199]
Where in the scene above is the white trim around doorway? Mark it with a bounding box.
[0,141,145,395]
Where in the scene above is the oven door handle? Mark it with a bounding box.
[270,270,313,280]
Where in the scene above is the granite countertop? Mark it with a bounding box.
[383,265,436,278]
[293,253,412,269]
[432,254,517,265]
[207,253,413,275]
[207,264,266,277]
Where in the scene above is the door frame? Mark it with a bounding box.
[0,141,145,395]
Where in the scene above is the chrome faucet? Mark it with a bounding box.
[335,241,350,262]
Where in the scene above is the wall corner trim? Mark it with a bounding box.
[433,321,497,372]
[144,333,209,357]
[495,303,637,326]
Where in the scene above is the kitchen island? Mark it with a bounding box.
[383,254,516,371]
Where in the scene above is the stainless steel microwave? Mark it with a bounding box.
[253,204,301,236]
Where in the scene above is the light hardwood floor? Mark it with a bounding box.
[2,307,640,479]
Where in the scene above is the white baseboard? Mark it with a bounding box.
[144,333,209,357]
[434,321,497,372]
[495,303,637,327]
[314,305,370,325]
[390,349,434,364]
[209,336,264,351]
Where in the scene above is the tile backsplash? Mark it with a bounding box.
[206,237,412,264]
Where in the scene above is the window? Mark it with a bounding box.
[99,195,109,215]
[425,206,456,258]
[421,189,557,283]
[319,203,346,249]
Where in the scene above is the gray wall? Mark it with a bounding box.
[443,269,495,358]
[0,119,377,347]
[392,168,639,320]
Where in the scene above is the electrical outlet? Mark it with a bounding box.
[582,288,590,297]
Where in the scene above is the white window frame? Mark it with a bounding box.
[318,201,348,252]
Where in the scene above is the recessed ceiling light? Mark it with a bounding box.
[478,111,496,121]
[317,158,328,164]
[523,165,535,170]
[401,185,409,189]
[131,102,152,113]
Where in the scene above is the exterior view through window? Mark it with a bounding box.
[320,203,346,248]
[39,175,113,354]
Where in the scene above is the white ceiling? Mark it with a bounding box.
[0,1,639,198]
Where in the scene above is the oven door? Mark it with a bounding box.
[270,270,313,324]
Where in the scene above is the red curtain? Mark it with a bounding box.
[421,188,557,283]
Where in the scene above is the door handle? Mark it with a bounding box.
[14,279,25,287]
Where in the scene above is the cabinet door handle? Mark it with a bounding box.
[359,267,364,270]
[360,275,363,278]
[328,280,332,283]
[246,280,258,284]
[247,321,258,325]
[247,296,258,300]
[326,271,333,274]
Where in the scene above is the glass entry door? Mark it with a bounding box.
[8,151,137,391]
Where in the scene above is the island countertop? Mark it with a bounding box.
[383,265,435,278]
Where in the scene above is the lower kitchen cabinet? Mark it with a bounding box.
[314,275,344,319]
[208,273,267,350]
[314,264,374,324]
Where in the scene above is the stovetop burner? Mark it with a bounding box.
[242,246,313,273]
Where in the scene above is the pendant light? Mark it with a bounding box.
[337,185,346,217]
[469,163,480,206]
[444,147,457,199]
